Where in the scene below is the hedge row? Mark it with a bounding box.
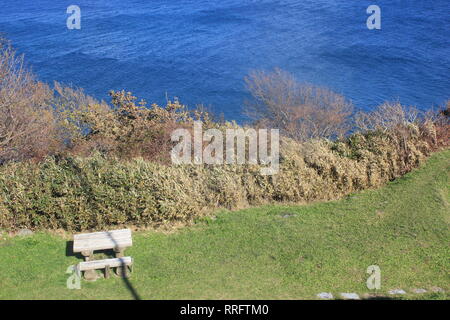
[0,122,441,231]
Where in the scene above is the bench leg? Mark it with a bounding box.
[105,265,110,279]
[114,247,129,278]
[81,250,98,281]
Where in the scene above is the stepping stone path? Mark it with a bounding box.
[317,292,333,299]
[388,289,406,295]
[412,288,427,294]
[316,287,445,299]
[340,293,360,300]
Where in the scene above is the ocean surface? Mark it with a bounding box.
[0,0,449,121]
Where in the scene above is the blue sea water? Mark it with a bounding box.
[0,0,449,121]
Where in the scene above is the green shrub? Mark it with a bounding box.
[0,123,443,232]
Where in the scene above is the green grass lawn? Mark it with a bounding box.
[0,150,449,300]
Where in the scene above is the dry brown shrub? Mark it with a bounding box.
[354,101,420,132]
[355,100,449,151]
[51,81,106,147]
[71,90,205,163]
[0,121,441,232]
[0,37,60,163]
[434,100,450,147]
[244,68,353,141]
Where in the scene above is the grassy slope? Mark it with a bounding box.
[0,150,448,300]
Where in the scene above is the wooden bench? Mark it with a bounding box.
[73,229,133,280]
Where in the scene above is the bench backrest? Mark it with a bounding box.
[73,229,132,253]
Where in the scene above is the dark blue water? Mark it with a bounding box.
[0,0,449,121]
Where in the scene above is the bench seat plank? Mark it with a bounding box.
[78,257,133,271]
[73,229,132,252]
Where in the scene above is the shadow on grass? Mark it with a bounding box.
[65,240,83,259]
[105,231,141,300]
